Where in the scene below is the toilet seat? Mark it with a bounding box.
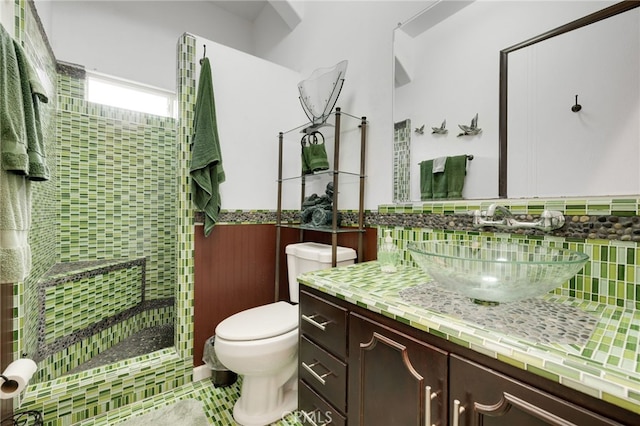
[216,301,298,341]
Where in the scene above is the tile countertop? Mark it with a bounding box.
[297,261,640,415]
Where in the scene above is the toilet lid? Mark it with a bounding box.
[215,301,298,341]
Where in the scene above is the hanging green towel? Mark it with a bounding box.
[0,23,28,174]
[303,141,329,172]
[446,155,468,199]
[14,40,49,181]
[190,57,225,237]
[419,160,433,200]
[0,24,49,180]
[301,131,329,174]
[432,166,448,200]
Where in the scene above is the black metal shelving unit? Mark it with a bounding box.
[274,108,367,300]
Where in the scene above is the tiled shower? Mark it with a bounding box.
[9,2,192,423]
[23,69,178,382]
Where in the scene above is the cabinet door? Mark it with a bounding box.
[349,313,448,426]
[449,355,624,426]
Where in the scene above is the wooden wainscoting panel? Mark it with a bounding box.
[194,224,276,367]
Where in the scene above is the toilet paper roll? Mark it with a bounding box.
[0,358,37,399]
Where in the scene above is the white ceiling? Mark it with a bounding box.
[211,0,268,21]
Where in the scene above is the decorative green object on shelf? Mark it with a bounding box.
[300,182,341,228]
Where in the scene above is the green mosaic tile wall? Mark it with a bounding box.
[57,72,85,99]
[56,88,177,301]
[379,197,640,310]
[43,267,143,343]
[175,33,197,362]
[393,119,411,203]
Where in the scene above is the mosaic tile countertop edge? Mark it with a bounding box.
[298,261,640,414]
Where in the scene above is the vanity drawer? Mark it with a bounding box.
[299,380,347,426]
[300,290,347,359]
[300,335,347,413]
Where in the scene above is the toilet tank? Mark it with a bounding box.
[285,242,357,303]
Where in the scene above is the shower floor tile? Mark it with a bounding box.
[65,324,174,376]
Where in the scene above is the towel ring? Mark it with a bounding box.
[301,131,325,147]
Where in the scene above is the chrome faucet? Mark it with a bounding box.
[469,203,565,232]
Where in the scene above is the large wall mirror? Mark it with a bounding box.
[500,1,640,198]
[393,0,639,202]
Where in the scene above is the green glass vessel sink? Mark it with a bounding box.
[408,239,588,305]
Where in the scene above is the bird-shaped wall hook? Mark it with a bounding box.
[457,113,482,137]
[414,124,425,135]
[431,119,448,135]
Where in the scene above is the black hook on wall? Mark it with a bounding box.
[200,44,207,65]
[571,94,582,112]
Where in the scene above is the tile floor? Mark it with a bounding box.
[75,378,303,425]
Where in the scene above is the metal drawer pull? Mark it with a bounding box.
[302,361,333,385]
[301,314,331,331]
[425,385,439,426]
[452,399,465,426]
[301,410,330,426]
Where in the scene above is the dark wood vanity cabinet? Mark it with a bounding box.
[298,286,638,426]
[449,355,622,426]
[298,290,348,425]
[348,313,448,426]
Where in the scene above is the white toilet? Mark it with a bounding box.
[214,242,357,426]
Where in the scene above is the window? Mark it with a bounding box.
[86,72,175,118]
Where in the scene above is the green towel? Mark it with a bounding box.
[419,160,433,200]
[301,131,329,174]
[303,140,329,172]
[0,24,49,180]
[445,155,467,199]
[190,57,225,237]
[1,23,28,174]
[14,40,49,181]
[432,166,447,200]
[0,24,48,283]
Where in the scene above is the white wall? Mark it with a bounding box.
[192,37,306,210]
[37,0,259,91]
[254,1,428,208]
